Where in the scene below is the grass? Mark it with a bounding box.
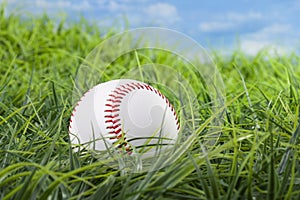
[1,5,300,199]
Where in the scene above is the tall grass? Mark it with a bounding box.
[1,6,300,199]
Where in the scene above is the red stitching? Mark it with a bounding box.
[115,128,122,134]
[70,81,180,152]
[108,94,123,99]
[104,114,119,118]
[165,98,170,106]
[108,105,121,109]
[104,81,180,153]
[121,85,132,92]
[130,82,141,89]
[117,88,130,94]
[105,119,120,124]
[113,90,126,96]
[143,84,153,91]
[157,90,161,97]
[106,99,122,103]
[126,83,136,90]
[106,124,121,129]
[136,83,145,89]
[108,128,122,138]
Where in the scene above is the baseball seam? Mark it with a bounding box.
[104,81,180,151]
[69,89,91,131]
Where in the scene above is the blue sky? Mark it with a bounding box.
[2,0,300,55]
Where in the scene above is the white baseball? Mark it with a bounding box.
[69,79,179,157]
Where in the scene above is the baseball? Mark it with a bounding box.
[69,79,180,157]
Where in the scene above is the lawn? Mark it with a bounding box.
[1,6,300,199]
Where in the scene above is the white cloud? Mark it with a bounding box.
[73,0,92,11]
[116,0,149,3]
[146,3,177,19]
[35,0,70,8]
[199,12,262,32]
[35,0,92,11]
[105,2,181,26]
[227,12,262,22]
[106,1,131,12]
[95,1,180,26]
[240,40,288,56]
[199,22,235,32]
[240,23,292,55]
[246,23,292,40]
[145,3,180,25]
[240,40,270,55]
[2,0,180,27]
